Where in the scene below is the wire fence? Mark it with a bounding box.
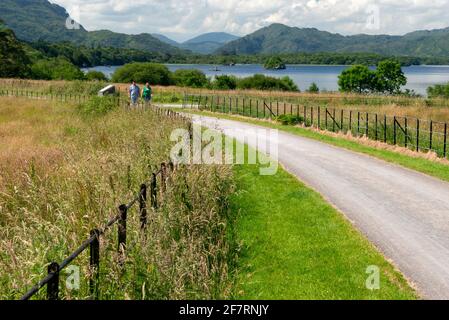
[18,106,192,300]
[184,94,448,159]
[0,87,185,105]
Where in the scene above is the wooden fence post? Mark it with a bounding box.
[47,262,60,300]
[89,229,100,300]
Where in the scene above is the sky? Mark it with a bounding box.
[51,0,449,42]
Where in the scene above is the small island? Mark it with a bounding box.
[264,56,287,70]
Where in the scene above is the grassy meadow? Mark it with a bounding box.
[0,96,235,299]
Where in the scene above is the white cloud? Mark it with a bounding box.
[51,0,449,41]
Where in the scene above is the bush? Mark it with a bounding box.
[85,70,108,81]
[427,83,449,98]
[77,96,118,117]
[338,65,375,93]
[31,57,85,81]
[111,62,173,85]
[237,74,299,92]
[212,75,238,90]
[172,69,209,88]
[276,114,304,125]
[307,82,320,93]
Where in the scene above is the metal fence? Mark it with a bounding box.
[184,94,448,159]
[19,107,190,300]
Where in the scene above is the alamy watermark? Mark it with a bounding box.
[365,4,381,31]
[170,123,279,175]
[65,5,82,30]
[366,265,380,290]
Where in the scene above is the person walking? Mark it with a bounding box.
[129,81,140,107]
[142,82,152,105]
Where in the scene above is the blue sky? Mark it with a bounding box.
[51,0,449,42]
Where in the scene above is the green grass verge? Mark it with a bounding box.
[231,154,417,299]
[180,109,449,183]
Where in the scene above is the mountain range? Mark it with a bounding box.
[217,23,449,57]
[1,0,449,59]
[152,32,239,54]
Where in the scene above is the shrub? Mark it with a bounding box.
[212,75,238,90]
[111,62,173,85]
[276,114,304,125]
[77,96,118,117]
[86,70,108,81]
[237,74,299,92]
[427,83,449,98]
[31,57,85,81]
[264,56,286,70]
[307,82,320,93]
[172,69,209,88]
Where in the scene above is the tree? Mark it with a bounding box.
[338,65,376,93]
[172,69,209,88]
[212,75,238,90]
[86,70,108,81]
[0,20,31,78]
[111,63,173,85]
[264,56,286,70]
[30,58,85,80]
[307,82,320,93]
[374,60,407,94]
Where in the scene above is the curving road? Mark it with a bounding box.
[191,114,449,300]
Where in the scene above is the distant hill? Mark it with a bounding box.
[0,0,186,55]
[216,23,449,57]
[184,32,239,44]
[152,31,240,54]
[180,32,240,54]
[151,33,179,46]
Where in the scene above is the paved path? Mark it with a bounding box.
[191,114,449,300]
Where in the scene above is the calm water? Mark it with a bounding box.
[84,64,449,96]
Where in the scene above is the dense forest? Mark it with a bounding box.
[26,42,449,68]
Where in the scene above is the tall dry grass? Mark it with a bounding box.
[0,96,235,299]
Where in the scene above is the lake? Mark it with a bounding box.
[83,64,449,96]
